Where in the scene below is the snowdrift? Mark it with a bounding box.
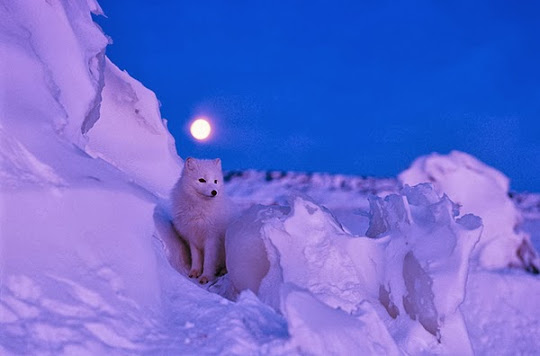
[400,151,539,273]
[0,0,180,196]
[227,185,482,354]
[1,1,286,354]
[1,0,540,354]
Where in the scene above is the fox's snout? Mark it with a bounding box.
[211,190,218,197]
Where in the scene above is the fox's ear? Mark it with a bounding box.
[214,158,221,166]
[185,157,196,170]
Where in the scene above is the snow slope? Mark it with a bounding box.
[1,1,286,354]
[1,1,540,355]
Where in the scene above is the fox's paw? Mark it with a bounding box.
[216,266,228,277]
[188,268,201,279]
[199,273,216,284]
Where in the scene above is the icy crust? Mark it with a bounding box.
[399,151,540,272]
[226,184,482,354]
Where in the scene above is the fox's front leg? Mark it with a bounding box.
[199,237,220,284]
[188,242,203,279]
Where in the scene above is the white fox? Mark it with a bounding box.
[170,157,232,284]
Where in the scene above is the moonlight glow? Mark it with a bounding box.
[190,118,212,141]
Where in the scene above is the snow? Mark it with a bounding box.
[86,57,181,197]
[400,150,539,272]
[226,185,482,354]
[1,1,540,354]
[462,270,540,354]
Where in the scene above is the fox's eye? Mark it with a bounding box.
[214,180,218,184]
[198,178,206,183]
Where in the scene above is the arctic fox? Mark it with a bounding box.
[170,157,231,284]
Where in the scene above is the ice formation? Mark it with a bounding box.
[399,150,539,272]
[226,185,482,354]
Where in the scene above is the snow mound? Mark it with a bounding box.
[226,184,482,354]
[1,1,290,354]
[399,150,539,273]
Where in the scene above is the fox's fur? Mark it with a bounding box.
[170,157,231,284]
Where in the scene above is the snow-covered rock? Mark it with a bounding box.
[399,150,539,273]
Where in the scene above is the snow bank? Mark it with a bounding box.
[1,1,289,354]
[399,151,539,272]
[227,184,482,354]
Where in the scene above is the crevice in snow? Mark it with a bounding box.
[20,23,70,133]
[81,48,105,134]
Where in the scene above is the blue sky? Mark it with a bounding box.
[96,1,540,191]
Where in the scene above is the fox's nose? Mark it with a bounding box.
[211,190,218,196]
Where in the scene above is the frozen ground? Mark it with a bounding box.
[1,1,539,355]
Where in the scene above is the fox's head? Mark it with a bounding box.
[181,157,224,198]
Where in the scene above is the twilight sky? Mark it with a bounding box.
[96,1,540,191]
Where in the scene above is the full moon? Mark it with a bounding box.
[190,118,212,141]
